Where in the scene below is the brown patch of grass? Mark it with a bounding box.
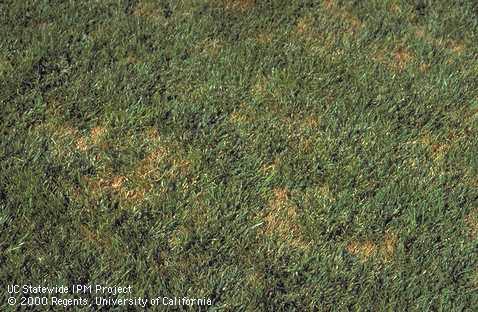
[465,210,478,239]
[261,188,311,250]
[75,125,107,151]
[419,63,431,73]
[302,115,320,129]
[323,0,334,10]
[347,231,398,262]
[260,158,280,174]
[415,27,466,55]
[0,56,12,75]
[389,3,402,14]
[119,53,140,65]
[373,46,415,72]
[123,187,147,202]
[229,110,247,125]
[317,184,334,201]
[448,40,466,54]
[198,38,223,57]
[76,137,88,151]
[229,103,256,127]
[256,32,273,44]
[111,176,127,190]
[133,1,163,18]
[144,127,160,142]
[251,75,269,98]
[135,147,168,179]
[296,15,315,35]
[322,0,362,33]
[90,126,106,143]
[52,124,79,140]
[245,270,265,290]
[284,115,321,152]
[380,232,398,261]
[393,47,414,70]
[416,133,451,162]
[223,0,255,12]
[346,240,377,261]
[80,225,112,249]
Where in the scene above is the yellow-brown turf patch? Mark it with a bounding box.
[419,63,431,73]
[111,175,127,190]
[347,231,398,262]
[380,232,398,261]
[134,147,169,179]
[373,45,415,72]
[76,137,88,151]
[80,225,112,249]
[75,125,107,151]
[222,0,255,12]
[393,47,414,71]
[448,40,466,54]
[251,75,270,98]
[0,56,12,76]
[261,188,311,250]
[296,15,315,36]
[197,38,223,58]
[256,32,273,44]
[133,1,163,19]
[416,132,452,163]
[245,270,266,290]
[415,27,466,55]
[465,210,478,239]
[346,240,377,261]
[322,0,362,33]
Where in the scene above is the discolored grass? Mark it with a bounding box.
[1,0,477,310]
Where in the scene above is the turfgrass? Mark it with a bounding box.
[1,0,477,310]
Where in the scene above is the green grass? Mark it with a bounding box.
[1,0,477,310]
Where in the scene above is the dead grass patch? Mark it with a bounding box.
[317,184,334,201]
[346,240,377,261]
[261,188,311,250]
[222,0,255,12]
[389,2,402,14]
[465,210,478,239]
[260,158,280,174]
[347,231,398,262]
[322,0,362,33]
[76,137,88,151]
[133,1,162,18]
[75,125,107,151]
[393,47,414,71]
[415,27,466,55]
[251,75,270,98]
[416,133,451,162]
[246,270,265,290]
[448,40,466,54]
[0,56,12,75]
[381,232,398,261]
[373,46,415,72]
[256,32,273,44]
[134,147,168,179]
[296,15,315,36]
[419,63,431,73]
[197,38,223,57]
[80,225,112,249]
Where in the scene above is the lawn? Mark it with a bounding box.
[1,0,477,310]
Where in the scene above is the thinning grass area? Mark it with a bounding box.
[1,0,477,310]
